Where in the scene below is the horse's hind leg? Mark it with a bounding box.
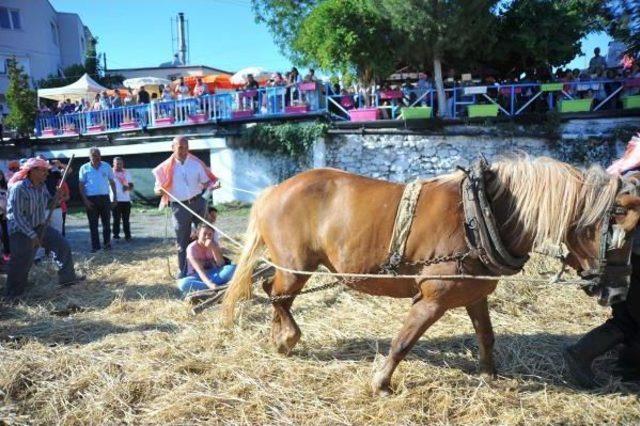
[267,270,310,355]
[465,296,496,377]
[372,296,444,396]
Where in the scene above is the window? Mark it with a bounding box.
[0,8,10,29]
[10,10,20,29]
[0,7,21,30]
[51,22,58,45]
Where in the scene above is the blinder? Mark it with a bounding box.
[579,177,639,306]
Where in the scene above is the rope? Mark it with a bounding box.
[159,189,590,287]
[216,178,263,197]
[164,207,176,280]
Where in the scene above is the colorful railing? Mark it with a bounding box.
[35,78,640,137]
[35,82,326,138]
[327,78,640,121]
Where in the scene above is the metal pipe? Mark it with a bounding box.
[177,12,187,65]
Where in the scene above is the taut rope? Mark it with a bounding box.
[161,189,590,289]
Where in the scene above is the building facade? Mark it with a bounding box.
[0,0,92,112]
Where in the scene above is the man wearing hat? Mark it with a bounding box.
[4,158,84,299]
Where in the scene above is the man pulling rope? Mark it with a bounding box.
[152,135,220,278]
[4,157,85,300]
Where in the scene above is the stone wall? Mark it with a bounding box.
[319,117,639,183]
[321,133,622,182]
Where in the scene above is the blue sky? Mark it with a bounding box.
[51,0,612,75]
[50,0,293,73]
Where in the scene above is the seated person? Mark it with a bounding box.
[177,222,236,296]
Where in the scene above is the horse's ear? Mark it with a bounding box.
[622,172,640,193]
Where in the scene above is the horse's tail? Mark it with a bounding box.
[222,186,273,324]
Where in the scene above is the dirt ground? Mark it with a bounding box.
[0,206,639,425]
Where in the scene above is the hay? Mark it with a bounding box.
[1,212,639,425]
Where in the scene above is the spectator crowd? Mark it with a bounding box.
[38,66,323,118]
[327,46,640,118]
[33,44,640,127]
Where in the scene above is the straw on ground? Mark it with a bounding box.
[0,210,638,425]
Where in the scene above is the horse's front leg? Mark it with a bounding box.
[372,295,445,396]
[266,271,309,355]
[465,296,497,378]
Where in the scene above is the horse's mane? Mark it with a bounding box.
[488,156,618,248]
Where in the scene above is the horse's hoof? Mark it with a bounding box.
[275,342,293,356]
[479,366,497,381]
[374,386,393,397]
[274,332,300,356]
[371,374,393,397]
[480,371,496,382]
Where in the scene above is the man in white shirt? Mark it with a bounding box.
[153,136,219,277]
[79,148,117,252]
[110,157,133,241]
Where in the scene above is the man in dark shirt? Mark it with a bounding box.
[564,253,640,386]
[138,86,150,104]
[564,159,640,387]
[244,74,259,90]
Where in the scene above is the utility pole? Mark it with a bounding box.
[102,52,107,72]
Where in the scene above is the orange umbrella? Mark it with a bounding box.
[105,89,127,98]
[203,74,237,90]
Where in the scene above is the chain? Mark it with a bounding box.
[404,251,470,269]
[268,280,344,301]
[267,251,470,302]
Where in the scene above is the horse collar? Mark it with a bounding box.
[461,158,529,275]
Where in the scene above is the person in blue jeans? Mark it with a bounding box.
[177,222,236,296]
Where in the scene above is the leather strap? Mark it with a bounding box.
[461,158,528,275]
[386,180,424,269]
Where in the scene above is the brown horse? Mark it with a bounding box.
[223,157,640,396]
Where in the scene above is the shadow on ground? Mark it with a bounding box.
[298,332,640,394]
[0,317,178,346]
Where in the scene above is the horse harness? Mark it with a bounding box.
[383,157,637,294]
[459,158,529,275]
[579,176,639,301]
[265,158,637,304]
[382,157,528,279]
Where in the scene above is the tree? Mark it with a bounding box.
[601,0,640,54]
[85,36,100,80]
[293,0,397,86]
[251,0,320,64]
[490,0,594,78]
[5,58,37,138]
[37,63,87,89]
[380,0,499,117]
[37,40,123,91]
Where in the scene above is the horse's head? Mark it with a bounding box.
[566,173,640,306]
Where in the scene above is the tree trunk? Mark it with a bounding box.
[433,56,447,118]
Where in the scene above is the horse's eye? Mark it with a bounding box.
[613,206,628,216]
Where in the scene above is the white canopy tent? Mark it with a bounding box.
[230,66,271,85]
[122,77,171,89]
[37,73,108,103]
